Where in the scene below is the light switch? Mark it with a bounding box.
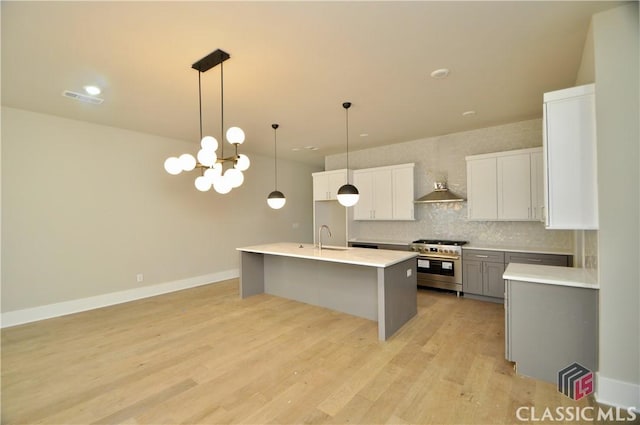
[406,269,412,277]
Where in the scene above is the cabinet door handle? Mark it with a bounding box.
[475,255,489,258]
[527,258,542,262]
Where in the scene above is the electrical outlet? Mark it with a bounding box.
[406,269,412,277]
[136,273,144,283]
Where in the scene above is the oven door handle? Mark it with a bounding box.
[418,254,460,261]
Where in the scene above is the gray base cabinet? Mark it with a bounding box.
[463,250,506,299]
[505,279,598,384]
[463,249,572,301]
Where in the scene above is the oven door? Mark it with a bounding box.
[417,255,460,284]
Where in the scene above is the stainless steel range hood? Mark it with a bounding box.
[414,182,465,203]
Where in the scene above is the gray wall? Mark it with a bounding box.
[1,107,320,313]
[326,119,574,249]
[591,3,639,408]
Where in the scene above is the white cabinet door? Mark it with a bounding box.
[353,171,374,219]
[392,166,415,220]
[327,171,347,200]
[467,157,498,220]
[497,153,531,220]
[352,164,414,221]
[544,84,598,229]
[372,169,393,220]
[530,151,544,221]
[312,170,347,201]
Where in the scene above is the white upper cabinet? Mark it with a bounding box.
[353,163,414,221]
[543,84,598,229]
[467,156,498,220]
[467,148,543,221]
[498,153,532,220]
[312,169,348,201]
[391,165,415,220]
[530,150,545,221]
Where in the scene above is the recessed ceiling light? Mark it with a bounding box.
[430,68,450,79]
[462,110,476,117]
[291,147,301,152]
[83,85,101,96]
[360,133,369,137]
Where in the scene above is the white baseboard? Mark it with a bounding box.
[596,372,640,412]
[1,269,239,328]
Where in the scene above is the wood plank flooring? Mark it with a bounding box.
[1,279,614,424]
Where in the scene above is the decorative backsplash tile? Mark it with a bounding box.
[325,118,574,250]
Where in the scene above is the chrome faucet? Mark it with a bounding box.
[317,225,332,250]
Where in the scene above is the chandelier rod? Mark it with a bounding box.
[220,59,224,160]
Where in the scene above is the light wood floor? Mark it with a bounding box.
[2,279,611,424]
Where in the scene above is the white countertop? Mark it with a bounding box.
[237,242,417,268]
[464,244,573,256]
[503,263,599,289]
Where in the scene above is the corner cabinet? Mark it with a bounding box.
[466,148,543,221]
[353,163,414,221]
[543,84,598,229]
[312,169,349,201]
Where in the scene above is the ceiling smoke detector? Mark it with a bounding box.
[62,90,104,105]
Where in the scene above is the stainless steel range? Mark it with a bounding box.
[409,239,467,296]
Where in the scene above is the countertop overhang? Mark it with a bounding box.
[237,242,417,268]
[503,263,599,289]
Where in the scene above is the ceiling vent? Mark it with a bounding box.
[62,90,104,105]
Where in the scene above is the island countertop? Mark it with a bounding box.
[237,242,417,268]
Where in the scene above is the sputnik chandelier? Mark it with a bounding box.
[164,49,249,194]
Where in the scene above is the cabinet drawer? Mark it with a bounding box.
[464,249,505,263]
[505,252,569,267]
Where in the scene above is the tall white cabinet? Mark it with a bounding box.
[466,148,543,221]
[543,84,598,229]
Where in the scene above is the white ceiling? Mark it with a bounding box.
[1,1,621,166]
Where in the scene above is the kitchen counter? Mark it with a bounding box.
[238,242,416,267]
[237,242,418,341]
[463,244,573,256]
[503,263,599,290]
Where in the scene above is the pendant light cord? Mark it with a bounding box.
[345,103,350,183]
[274,126,278,190]
[198,71,203,141]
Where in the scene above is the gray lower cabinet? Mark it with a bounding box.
[505,251,571,267]
[463,250,506,300]
[463,249,572,301]
[505,279,598,384]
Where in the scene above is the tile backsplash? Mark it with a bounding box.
[325,118,574,250]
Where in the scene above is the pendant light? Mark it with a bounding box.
[337,102,360,207]
[267,123,286,209]
[163,49,249,194]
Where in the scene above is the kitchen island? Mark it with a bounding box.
[237,242,418,341]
